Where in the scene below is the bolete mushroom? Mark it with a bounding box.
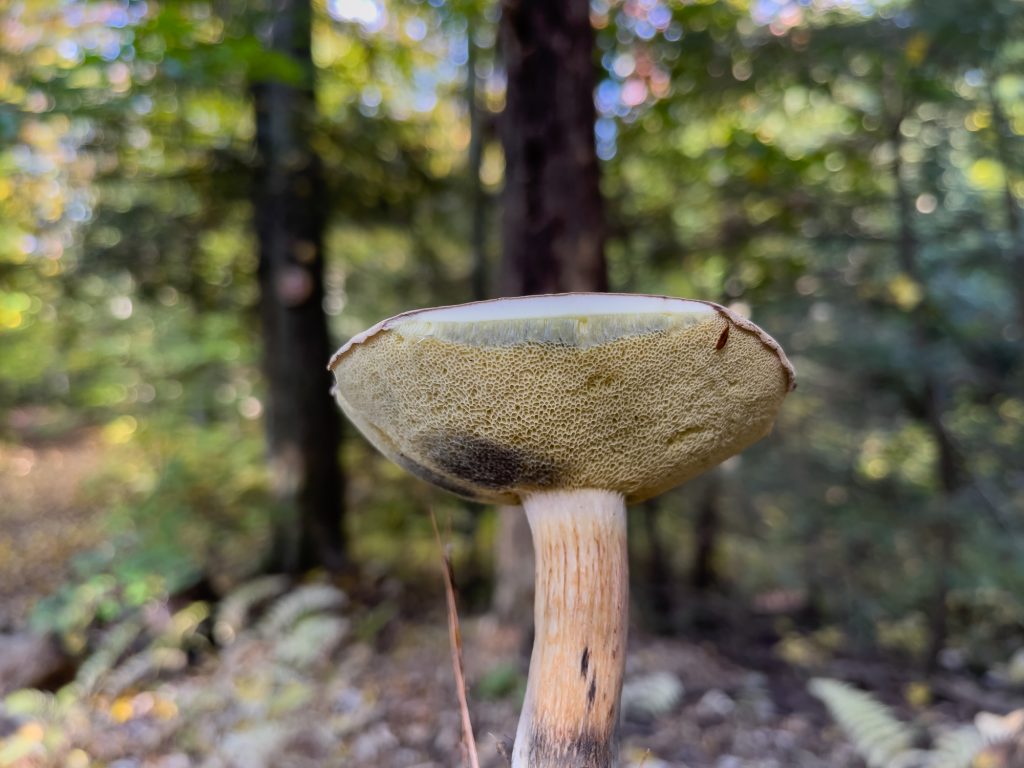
[329,292,794,768]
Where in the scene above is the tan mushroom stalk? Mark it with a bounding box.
[329,293,794,768]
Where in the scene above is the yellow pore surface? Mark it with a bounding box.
[332,301,792,505]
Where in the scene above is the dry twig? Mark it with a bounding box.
[430,509,481,768]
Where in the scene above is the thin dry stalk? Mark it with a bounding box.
[430,509,481,768]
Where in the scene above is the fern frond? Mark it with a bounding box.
[215,575,290,644]
[259,584,347,637]
[158,601,210,647]
[927,727,984,768]
[101,647,188,696]
[218,722,293,766]
[810,678,916,768]
[75,618,145,694]
[2,688,66,721]
[273,615,350,670]
[889,750,935,768]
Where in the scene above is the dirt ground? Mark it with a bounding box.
[0,606,863,768]
[0,429,107,630]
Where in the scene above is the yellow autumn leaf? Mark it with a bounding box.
[102,416,138,445]
[234,674,272,702]
[66,748,91,768]
[967,158,1006,192]
[904,680,931,709]
[109,697,134,723]
[905,33,929,64]
[888,273,922,310]
[152,697,179,721]
[15,722,44,743]
[967,109,992,131]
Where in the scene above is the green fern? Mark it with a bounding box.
[100,646,188,696]
[218,722,293,767]
[259,583,347,637]
[2,688,68,721]
[156,601,211,647]
[75,617,145,694]
[810,678,988,768]
[810,678,916,768]
[929,727,985,768]
[215,575,290,644]
[273,615,350,670]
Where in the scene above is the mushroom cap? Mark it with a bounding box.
[329,293,794,505]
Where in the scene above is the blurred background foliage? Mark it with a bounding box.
[1,0,1023,681]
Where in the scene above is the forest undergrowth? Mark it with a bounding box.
[1,432,1022,768]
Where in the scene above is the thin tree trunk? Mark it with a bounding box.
[691,475,721,593]
[467,22,489,301]
[252,0,345,573]
[642,499,674,634]
[491,0,607,633]
[923,380,965,669]
[890,101,963,670]
[492,504,536,629]
[986,78,1024,325]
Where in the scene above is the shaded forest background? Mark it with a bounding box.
[2,0,1024,764]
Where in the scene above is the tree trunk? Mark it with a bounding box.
[890,103,964,671]
[466,21,489,302]
[691,475,721,593]
[986,78,1024,326]
[498,0,607,296]
[251,0,345,573]
[641,499,674,634]
[923,380,965,671]
[492,0,607,632]
[492,504,537,633]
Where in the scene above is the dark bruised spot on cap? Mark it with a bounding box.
[393,451,481,499]
[419,433,561,491]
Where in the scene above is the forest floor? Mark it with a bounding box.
[1,431,1023,768]
[0,424,108,631]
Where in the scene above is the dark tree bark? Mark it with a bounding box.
[498,0,607,296]
[466,23,490,302]
[492,503,536,632]
[642,499,674,634]
[251,0,345,573]
[491,0,607,628]
[922,380,965,670]
[986,79,1024,325]
[691,475,722,593]
[889,94,965,671]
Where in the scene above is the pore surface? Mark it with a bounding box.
[332,295,791,504]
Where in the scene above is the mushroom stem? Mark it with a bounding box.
[512,489,628,768]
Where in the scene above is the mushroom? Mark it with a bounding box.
[329,292,794,767]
